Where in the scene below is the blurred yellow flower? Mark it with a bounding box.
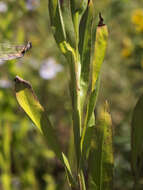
[121,37,133,58]
[131,9,143,32]
[121,48,132,57]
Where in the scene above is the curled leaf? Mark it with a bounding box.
[14,76,62,161]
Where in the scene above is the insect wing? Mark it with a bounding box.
[0,53,23,61]
[0,43,25,54]
[0,42,32,61]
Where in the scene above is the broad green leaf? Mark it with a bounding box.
[81,14,108,157]
[14,76,62,161]
[60,0,76,49]
[48,0,66,46]
[131,95,143,180]
[14,76,76,187]
[91,14,108,91]
[79,0,94,115]
[88,102,113,190]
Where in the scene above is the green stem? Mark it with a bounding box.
[78,170,86,190]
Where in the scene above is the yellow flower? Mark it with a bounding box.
[121,48,132,57]
[121,37,133,58]
[131,9,143,32]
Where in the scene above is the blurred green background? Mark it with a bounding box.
[0,0,143,189]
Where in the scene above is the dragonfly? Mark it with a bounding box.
[0,41,32,61]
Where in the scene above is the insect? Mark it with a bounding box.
[0,41,32,61]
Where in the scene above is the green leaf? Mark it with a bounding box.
[68,128,77,173]
[70,0,88,64]
[91,14,108,91]
[70,0,88,22]
[14,76,62,161]
[81,14,108,158]
[78,170,86,190]
[60,0,76,49]
[81,78,100,156]
[62,153,76,188]
[14,76,77,188]
[60,41,81,166]
[81,126,94,161]
[79,1,94,114]
[48,0,66,46]
[88,102,114,190]
[131,95,143,181]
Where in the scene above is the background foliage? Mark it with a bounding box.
[0,0,143,189]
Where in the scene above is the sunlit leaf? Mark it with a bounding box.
[14,76,62,161]
[91,13,108,91]
[14,76,77,188]
[81,14,108,160]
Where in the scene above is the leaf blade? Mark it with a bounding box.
[91,14,108,91]
[14,76,62,161]
[48,0,66,46]
[88,102,114,190]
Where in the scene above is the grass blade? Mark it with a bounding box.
[62,153,77,188]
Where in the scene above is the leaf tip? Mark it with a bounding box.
[14,76,32,93]
[14,76,31,87]
[98,12,105,27]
